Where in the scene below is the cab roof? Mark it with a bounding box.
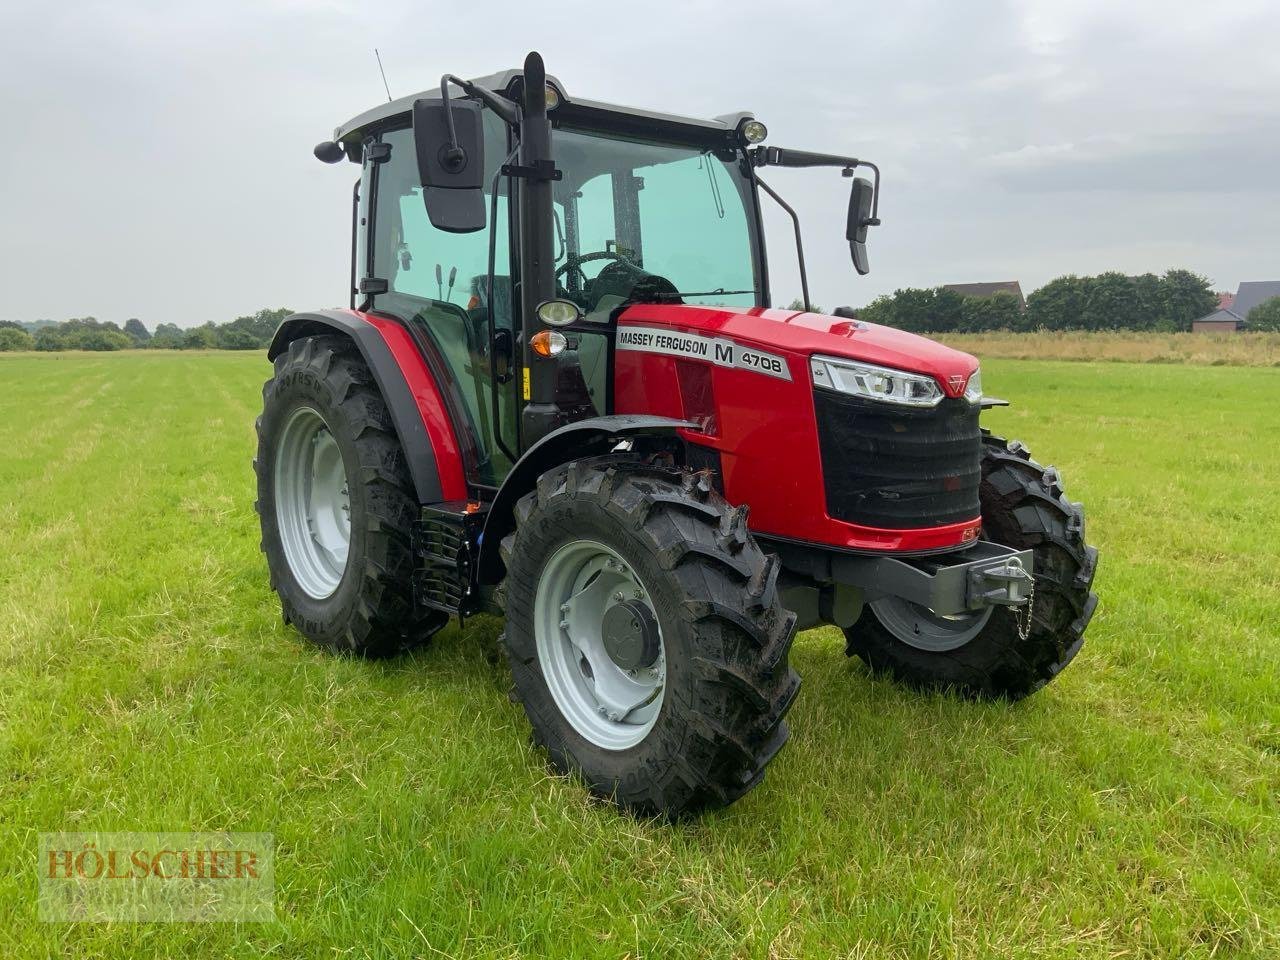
[333,68,754,151]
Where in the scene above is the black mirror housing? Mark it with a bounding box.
[413,98,486,233]
[846,176,874,276]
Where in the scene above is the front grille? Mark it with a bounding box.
[814,390,981,529]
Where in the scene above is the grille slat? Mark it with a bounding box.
[814,391,981,529]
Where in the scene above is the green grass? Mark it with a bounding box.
[1,350,1278,958]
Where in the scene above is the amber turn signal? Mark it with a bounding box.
[530,330,568,357]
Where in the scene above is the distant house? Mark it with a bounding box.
[940,281,1026,309]
[1192,281,1280,332]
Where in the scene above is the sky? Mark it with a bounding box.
[0,0,1276,328]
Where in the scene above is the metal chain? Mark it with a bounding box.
[1016,575,1037,640]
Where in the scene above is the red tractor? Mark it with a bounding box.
[257,53,1098,815]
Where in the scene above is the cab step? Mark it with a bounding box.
[414,502,488,619]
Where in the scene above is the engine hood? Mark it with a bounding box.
[614,304,978,397]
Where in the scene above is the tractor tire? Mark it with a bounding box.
[255,334,447,656]
[844,434,1099,699]
[500,456,800,817]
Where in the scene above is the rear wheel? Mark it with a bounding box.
[255,335,447,656]
[501,456,800,816]
[844,435,1099,699]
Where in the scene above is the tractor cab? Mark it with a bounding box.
[318,58,877,490]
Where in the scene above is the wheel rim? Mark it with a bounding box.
[533,540,665,751]
[869,596,993,652]
[274,407,351,600]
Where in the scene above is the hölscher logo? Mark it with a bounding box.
[38,832,274,922]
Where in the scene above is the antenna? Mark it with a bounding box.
[374,48,393,102]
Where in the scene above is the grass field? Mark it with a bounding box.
[1,350,1278,958]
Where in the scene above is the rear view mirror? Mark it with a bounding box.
[413,98,486,233]
[846,176,874,275]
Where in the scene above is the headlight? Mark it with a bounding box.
[810,355,943,408]
[536,299,581,326]
[963,368,982,404]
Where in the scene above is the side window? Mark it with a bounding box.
[372,119,511,315]
[354,163,372,300]
[368,113,516,485]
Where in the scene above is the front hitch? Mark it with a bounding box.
[967,555,1033,610]
[823,540,1036,619]
[772,537,1038,633]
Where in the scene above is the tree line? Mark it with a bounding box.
[852,269,1280,334]
[3,271,1278,355]
[0,308,294,353]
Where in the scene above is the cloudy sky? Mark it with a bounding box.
[1,0,1275,328]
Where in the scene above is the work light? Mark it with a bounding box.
[740,119,768,144]
[809,355,944,408]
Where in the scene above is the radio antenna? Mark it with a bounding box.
[374,48,393,102]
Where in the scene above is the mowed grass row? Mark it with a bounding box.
[937,330,1280,367]
[0,350,1277,958]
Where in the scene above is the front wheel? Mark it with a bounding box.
[501,457,800,816]
[844,435,1099,699]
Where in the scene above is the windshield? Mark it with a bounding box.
[552,126,760,311]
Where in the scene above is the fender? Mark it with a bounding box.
[268,309,466,505]
[476,415,697,585]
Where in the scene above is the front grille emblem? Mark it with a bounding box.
[947,374,966,392]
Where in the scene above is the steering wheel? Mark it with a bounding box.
[555,250,635,292]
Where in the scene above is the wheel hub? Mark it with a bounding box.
[602,599,660,671]
[533,541,665,750]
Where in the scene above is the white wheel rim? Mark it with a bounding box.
[533,540,665,750]
[274,406,351,599]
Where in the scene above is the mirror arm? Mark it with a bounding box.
[752,145,883,226]
[440,74,520,151]
[753,173,811,313]
[755,146,860,169]
[858,160,882,224]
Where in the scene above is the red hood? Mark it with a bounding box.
[615,304,978,397]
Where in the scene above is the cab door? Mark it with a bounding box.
[357,113,519,490]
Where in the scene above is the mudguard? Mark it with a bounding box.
[475,415,697,585]
[268,309,458,505]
